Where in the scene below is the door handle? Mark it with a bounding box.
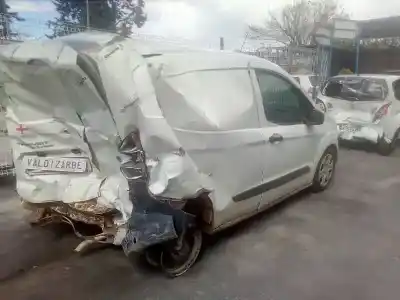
[269,133,283,143]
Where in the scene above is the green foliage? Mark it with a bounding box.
[0,0,25,39]
[339,68,353,74]
[48,0,146,38]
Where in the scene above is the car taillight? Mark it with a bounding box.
[372,103,391,123]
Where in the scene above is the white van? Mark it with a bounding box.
[0,33,339,277]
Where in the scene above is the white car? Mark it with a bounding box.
[317,74,400,155]
[293,74,319,98]
[0,103,14,177]
[0,33,339,276]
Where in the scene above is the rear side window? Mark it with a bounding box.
[255,70,312,125]
[157,69,259,131]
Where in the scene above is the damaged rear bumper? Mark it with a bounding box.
[337,122,384,144]
[0,32,212,256]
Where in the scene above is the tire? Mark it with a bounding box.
[143,245,162,268]
[312,146,337,192]
[377,131,399,156]
[316,100,327,113]
[160,229,203,278]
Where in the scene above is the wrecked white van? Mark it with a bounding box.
[0,32,339,277]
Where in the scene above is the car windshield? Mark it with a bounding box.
[322,77,388,101]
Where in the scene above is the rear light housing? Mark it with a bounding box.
[372,103,391,123]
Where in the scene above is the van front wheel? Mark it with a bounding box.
[312,147,337,192]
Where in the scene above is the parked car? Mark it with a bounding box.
[0,32,339,277]
[0,95,14,178]
[317,74,400,155]
[293,74,319,98]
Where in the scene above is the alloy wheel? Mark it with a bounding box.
[318,153,334,187]
[317,100,327,112]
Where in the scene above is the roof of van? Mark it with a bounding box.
[127,36,283,72]
[0,32,288,79]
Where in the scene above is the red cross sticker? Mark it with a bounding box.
[16,124,28,134]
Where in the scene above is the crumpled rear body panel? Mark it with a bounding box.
[0,33,283,252]
[0,33,222,247]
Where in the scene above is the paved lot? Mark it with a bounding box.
[1,148,400,300]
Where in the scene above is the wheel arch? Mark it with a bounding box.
[312,140,338,178]
[183,193,214,232]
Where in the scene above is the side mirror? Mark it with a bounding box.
[305,109,325,126]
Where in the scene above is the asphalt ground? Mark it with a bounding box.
[1,147,400,300]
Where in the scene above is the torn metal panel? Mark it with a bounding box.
[0,32,218,249]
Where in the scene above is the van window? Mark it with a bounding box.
[255,70,312,125]
[157,69,259,131]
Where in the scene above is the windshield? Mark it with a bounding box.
[322,77,388,101]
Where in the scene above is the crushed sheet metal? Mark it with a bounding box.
[0,32,217,245]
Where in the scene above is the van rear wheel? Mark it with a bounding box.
[312,147,337,192]
[160,229,202,278]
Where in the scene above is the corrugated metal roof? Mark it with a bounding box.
[358,16,400,39]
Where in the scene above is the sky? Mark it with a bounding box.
[6,0,400,49]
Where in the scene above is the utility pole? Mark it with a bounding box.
[86,0,90,30]
[111,0,117,31]
[240,32,249,52]
[219,37,224,50]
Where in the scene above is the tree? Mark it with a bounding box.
[48,0,146,38]
[249,0,347,46]
[0,0,25,40]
